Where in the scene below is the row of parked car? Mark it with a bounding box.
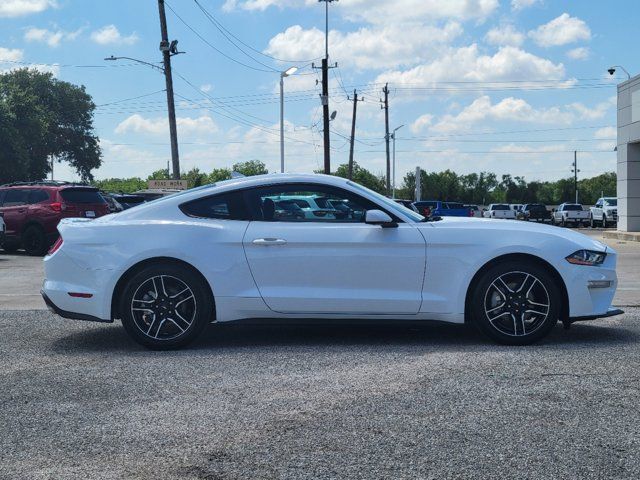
[395,197,618,228]
[0,181,153,256]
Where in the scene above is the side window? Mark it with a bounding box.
[29,189,50,204]
[0,190,5,206]
[180,191,249,220]
[246,184,385,223]
[3,189,30,207]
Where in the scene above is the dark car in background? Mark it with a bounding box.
[522,203,551,223]
[414,201,472,217]
[0,182,109,255]
[111,193,146,210]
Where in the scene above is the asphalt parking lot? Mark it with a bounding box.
[1,227,640,479]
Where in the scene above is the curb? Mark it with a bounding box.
[603,231,640,242]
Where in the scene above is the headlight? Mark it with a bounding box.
[566,250,606,266]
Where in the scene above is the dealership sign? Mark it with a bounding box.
[148,179,189,190]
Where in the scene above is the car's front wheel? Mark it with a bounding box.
[470,261,561,345]
[119,263,213,349]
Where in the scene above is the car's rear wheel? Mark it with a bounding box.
[22,226,47,256]
[470,261,561,345]
[119,263,213,349]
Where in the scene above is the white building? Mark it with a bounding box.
[617,74,640,232]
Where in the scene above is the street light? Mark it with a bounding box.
[280,66,298,173]
[608,65,631,80]
[391,124,404,199]
[104,55,165,73]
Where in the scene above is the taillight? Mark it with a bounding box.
[50,202,62,212]
[48,236,63,255]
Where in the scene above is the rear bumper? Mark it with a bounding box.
[41,290,112,323]
[569,307,624,323]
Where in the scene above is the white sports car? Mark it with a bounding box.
[42,174,621,349]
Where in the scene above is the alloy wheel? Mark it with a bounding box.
[130,275,197,341]
[483,271,550,337]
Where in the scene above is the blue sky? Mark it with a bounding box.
[0,0,638,184]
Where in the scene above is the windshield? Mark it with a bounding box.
[491,204,510,210]
[564,204,583,211]
[604,199,617,206]
[347,181,424,222]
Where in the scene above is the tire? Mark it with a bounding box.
[602,215,608,229]
[551,217,556,226]
[469,261,561,345]
[560,217,566,227]
[22,226,47,256]
[119,263,214,349]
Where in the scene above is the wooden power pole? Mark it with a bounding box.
[348,89,363,180]
[157,0,180,180]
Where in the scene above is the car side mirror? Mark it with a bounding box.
[365,209,397,228]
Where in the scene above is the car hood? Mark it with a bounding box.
[424,217,608,252]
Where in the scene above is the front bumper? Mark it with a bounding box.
[569,307,624,323]
[41,290,112,323]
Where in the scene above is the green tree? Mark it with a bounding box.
[0,68,101,183]
[208,168,232,183]
[333,161,386,194]
[93,177,146,194]
[147,169,170,180]
[182,167,208,188]
[232,160,268,176]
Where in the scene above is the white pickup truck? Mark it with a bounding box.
[483,204,517,219]
[552,203,590,227]
[589,197,618,228]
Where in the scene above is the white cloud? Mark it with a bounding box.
[0,0,56,17]
[24,26,82,47]
[566,47,589,60]
[375,45,566,87]
[0,47,24,62]
[226,0,498,24]
[200,84,213,93]
[484,25,524,47]
[266,22,463,70]
[594,126,616,139]
[411,114,434,134]
[90,25,138,46]
[431,95,615,133]
[511,0,541,11]
[115,114,219,137]
[529,13,591,47]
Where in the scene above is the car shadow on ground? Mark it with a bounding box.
[51,318,639,356]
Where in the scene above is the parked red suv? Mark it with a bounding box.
[0,182,110,255]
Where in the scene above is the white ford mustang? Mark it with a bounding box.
[42,174,621,349]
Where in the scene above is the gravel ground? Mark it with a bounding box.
[1,310,639,479]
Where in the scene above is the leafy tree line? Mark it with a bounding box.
[396,170,616,206]
[0,69,101,184]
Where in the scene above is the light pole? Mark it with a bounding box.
[279,66,298,173]
[391,124,404,199]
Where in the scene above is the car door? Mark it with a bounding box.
[0,189,30,238]
[593,200,603,220]
[242,183,426,315]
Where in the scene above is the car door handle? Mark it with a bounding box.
[252,238,287,246]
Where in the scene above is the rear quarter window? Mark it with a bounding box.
[180,191,249,220]
[61,189,106,204]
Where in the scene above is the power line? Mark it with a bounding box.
[164,1,278,73]
[192,0,321,64]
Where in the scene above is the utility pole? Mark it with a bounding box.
[158,0,180,180]
[348,89,363,180]
[318,0,337,174]
[571,150,580,203]
[415,166,422,202]
[382,84,391,195]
